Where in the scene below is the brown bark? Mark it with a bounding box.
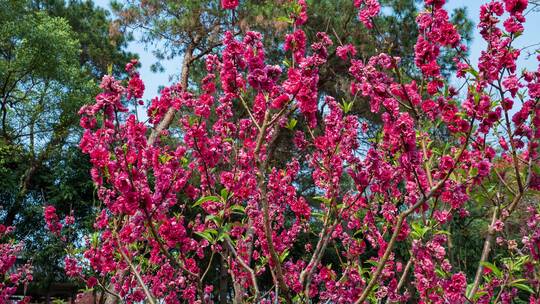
[147,43,195,146]
[3,122,70,226]
[219,255,228,304]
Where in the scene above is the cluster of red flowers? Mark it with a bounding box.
[44,205,62,235]
[221,0,239,10]
[353,0,381,29]
[0,225,32,304]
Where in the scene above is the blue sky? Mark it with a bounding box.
[445,0,540,69]
[94,0,185,100]
[94,0,540,101]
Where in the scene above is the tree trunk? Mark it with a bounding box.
[219,255,228,304]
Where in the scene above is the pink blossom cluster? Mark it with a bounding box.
[412,237,467,303]
[353,0,380,29]
[221,0,238,10]
[0,225,32,304]
[292,0,308,26]
[44,205,62,235]
[336,44,357,60]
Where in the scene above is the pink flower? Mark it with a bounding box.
[475,159,492,177]
[221,0,238,9]
[354,0,381,29]
[336,44,357,60]
[293,0,308,26]
[439,155,455,171]
[127,74,145,99]
[504,0,528,15]
[493,220,505,232]
[64,256,82,277]
[504,17,524,33]
[434,210,451,224]
[503,74,522,97]
[284,30,307,63]
[44,205,62,234]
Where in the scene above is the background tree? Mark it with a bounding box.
[0,0,132,293]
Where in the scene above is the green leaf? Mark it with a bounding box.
[481,261,502,278]
[435,267,447,278]
[195,231,215,243]
[230,204,245,213]
[205,214,221,226]
[466,67,479,78]
[279,249,290,263]
[472,291,487,300]
[340,99,354,114]
[217,228,229,242]
[312,211,325,219]
[220,188,230,200]
[188,115,198,126]
[159,154,173,164]
[313,196,331,205]
[434,229,451,236]
[90,232,100,246]
[511,283,534,294]
[469,167,478,177]
[193,195,221,207]
[411,222,429,239]
[283,59,291,67]
[276,16,293,24]
[365,259,378,267]
[286,118,297,130]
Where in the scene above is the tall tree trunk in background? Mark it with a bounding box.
[147,41,196,146]
[219,255,228,304]
[3,164,38,226]
[2,118,71,226]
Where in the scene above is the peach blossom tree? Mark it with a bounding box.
[42,0,540,303]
